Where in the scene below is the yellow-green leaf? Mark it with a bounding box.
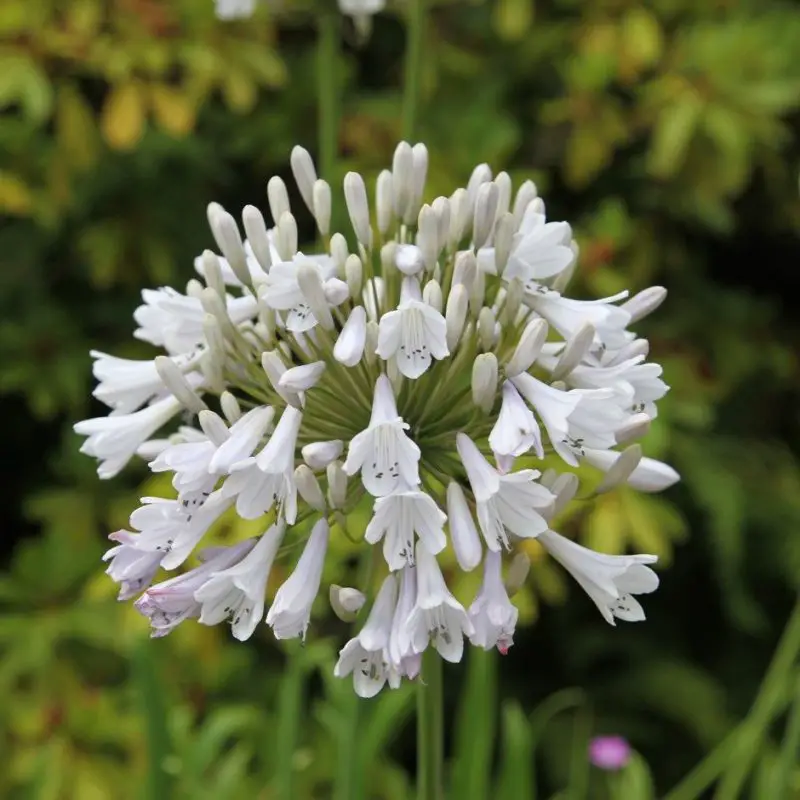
[100,82,146,151]
[150,83,197,137]
[56,83,98,170]
[648,96,702,178]
[0,171,34,215]
[493,0,534,42]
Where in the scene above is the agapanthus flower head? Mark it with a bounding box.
[76,142,679,697]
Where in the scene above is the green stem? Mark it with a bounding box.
[664,595,800,800]
[714,596,800,800]
[274,643,306,799]
[774,671,800,800]
[402,0,426,141]
[132,639,171,800]
[418,649,444,800]
[317,10,339,180]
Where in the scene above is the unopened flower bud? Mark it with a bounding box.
[262,350,301,407]
[267,176,291,224]
[493,172,512,220]
[334,306,367,367]
[329,585,365,622]
[295,464,326,511]
[330,233,349,277]
[220,391,242,424]
[505,318,548,377]
[551,322,595,380]
[326,460,348,508]
[155,356,207,415]
[280,361,326,391]
[275,211,298,261]
[504,552,531,597]
[202,314,226,363]
[612,339,650,365]
[376,169,395,235]
[417,204,440,269]
[302,440,343,471]
[500,277,523,325]
[478,306,496,351]
[473,182,499,250]
[447,482,482,571]
[365,320,379,366]
[290,145,317,211]
[200,287,239,340]
[344,254,363,299]
[186,278,204,299]
[199,249,225,297]
[622,286,667,324]
[392,141,414,219]
[423,279,443,313]
[595,445,643,495]
[469,269,486,315]
[242,205,273,273]
[453,250,477,290]
[448,188,469,251]
[493,212,516,275]
[197,409,229,445]
[512,180,538,227]
[472,353,498,413]
[431,196,451,252]
[445,283,469,351]
[312,179,332,236]
[466,163,492,217]
[405,142,428,225]
[207,203,250,286]
[344,171,372,249]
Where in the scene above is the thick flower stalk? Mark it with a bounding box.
[76,142,680,697]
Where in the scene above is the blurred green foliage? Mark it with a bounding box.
[2,0,800,797]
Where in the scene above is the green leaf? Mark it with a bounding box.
[497,702,534,800]
[648,97,702,178]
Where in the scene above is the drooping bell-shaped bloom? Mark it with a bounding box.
[376,277,449,379]
[468,550,518,654]
[344,374,420,497]
[402,542,474,662]
[334,574,398,698]
[538,528,659,624]
[489,381,544,460]
[195,521,286,640]
[74,395,184,479]
[457,433,554,551]
[365,486,447,570]
[135,538,256,637]
[267,519,330,639]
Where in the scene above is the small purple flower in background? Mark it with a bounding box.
[589,736,632,771]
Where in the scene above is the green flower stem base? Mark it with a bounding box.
[417,649,444,800]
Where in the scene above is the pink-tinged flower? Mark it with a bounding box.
[588,735,631,771]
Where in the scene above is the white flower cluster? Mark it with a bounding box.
[76,142,679,698]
